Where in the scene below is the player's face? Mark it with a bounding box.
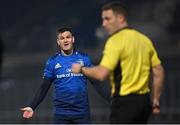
[102,9,121,35]
[57,31,74,53]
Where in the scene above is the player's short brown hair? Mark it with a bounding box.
[56,27,73,38]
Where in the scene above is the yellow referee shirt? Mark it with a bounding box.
[100,28,161,96]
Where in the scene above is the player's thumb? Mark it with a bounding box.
[20,107,33,111]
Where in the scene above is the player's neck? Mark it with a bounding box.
[61,49,73,56]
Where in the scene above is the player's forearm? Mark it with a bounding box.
[30,78,52,110]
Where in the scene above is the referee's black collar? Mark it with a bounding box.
[110,26,133,37]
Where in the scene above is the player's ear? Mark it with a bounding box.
[72,36,75,43]
[57,38,60,46]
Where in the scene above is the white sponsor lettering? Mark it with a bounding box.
[57,73,83,79]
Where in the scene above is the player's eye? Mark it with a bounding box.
[59,37,64,40]
[66,35,72,39]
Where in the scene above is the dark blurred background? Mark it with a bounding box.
[0,0,180,123]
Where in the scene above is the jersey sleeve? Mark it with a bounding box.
[147,40,161,67]
[43,58,54,79]
[100,37,121,71]
[30,78,52,110]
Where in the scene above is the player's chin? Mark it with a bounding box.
[62,47,71,51]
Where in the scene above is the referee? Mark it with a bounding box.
[72,1,165,124]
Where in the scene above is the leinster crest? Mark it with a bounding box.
[77,59,84,66]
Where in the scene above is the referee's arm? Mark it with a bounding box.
[152,64,165,114]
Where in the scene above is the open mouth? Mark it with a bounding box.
[64,43,69,46]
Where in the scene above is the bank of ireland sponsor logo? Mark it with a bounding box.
[66,68,72,73]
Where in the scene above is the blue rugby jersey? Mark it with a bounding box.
[43,50,93,115]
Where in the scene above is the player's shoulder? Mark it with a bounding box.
[46,53,59,63]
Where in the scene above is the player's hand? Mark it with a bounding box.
[72,63,82,73]
[152,99,160,115]
[20,107,34,118]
